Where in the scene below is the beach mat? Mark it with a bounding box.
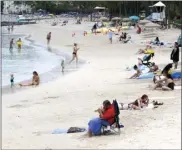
[52,127,87,134]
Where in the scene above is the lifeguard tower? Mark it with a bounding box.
[147,1,166,22]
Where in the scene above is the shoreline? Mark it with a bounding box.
[2,34,86,95]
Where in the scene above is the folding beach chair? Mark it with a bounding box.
[142,54,154,67]
[102,99,123,135]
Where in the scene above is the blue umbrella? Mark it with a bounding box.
[129,16,140,21]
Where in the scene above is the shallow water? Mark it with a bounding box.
[2,32,63,87]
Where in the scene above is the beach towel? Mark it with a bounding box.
[52,127,86,134]
[88,118,110,135]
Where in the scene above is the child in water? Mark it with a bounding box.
[10,74,14,88]
[17,38,22,51]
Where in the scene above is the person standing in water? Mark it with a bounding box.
[11,25,14,32]
[170,42,179,69]
[10,74,14,88]
[47,32,51,45]
[7,26,10,33]
[69,43,79,65]
[9,38,14,53]
[17,38,22,51]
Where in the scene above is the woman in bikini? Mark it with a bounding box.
[69,43,79,65]
[119,94,163,110]
[19,71,40,87]
[153,74,175,91]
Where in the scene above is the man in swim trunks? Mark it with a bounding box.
[129,65,142,79]
[19,71,40,87]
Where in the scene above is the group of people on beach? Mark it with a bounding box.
[129,36,180,91]
[9,38,22,53]
[87,25,180,137]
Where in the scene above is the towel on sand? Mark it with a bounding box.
[52,127,86,134]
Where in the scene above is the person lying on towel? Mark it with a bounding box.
[87,100,115,137]
[119,94,163,110]
[129,65,142,79]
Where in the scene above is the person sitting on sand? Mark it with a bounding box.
[88,100,115,137]
[119,32,127,41]
[69,43,79,65]
[153,74,175,91]
[149,62,159,72]
[150,37,164,46]
[19,71,40,87]
[119,94,163,110]
[123,34,131,43]
[129,65,142,79]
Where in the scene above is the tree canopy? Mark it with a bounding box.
[12,1,181,19]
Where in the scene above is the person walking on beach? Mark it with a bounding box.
[47,32,51,45]
[9,38,14,53]
[69,43,79,65]
[10,74,14,88]
[170,42,179,69]
[108,29,113,44]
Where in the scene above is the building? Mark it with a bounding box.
[3,1,32,14]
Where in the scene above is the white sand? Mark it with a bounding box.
[2,19,181,149]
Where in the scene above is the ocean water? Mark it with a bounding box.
[2,33,63,87]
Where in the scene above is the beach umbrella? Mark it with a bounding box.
[129,16,140,21]
[111,17,121,21]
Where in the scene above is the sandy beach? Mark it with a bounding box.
[2,19,181,149]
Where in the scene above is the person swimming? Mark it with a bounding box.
[69,43,80,65]
[19,71,40,87]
